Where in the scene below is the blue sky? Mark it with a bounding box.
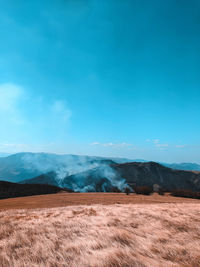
[0,0,200,162]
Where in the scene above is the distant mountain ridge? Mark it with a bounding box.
[164,162,200,172]
[0,153,200,193]
[0,152,200,183]
[21,161,200,193]
[0,152,116,182]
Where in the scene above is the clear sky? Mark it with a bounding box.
[0,0,200,163]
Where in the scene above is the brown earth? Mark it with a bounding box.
[0,192,199,210]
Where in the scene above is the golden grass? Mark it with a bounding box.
[0,203,200,267]
[0,192,199,210]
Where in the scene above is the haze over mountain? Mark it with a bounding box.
[20,161,200,193]
[0,152,200,193]
[0,152,116,183]
[164,163,200,172]
[2,152,197,193]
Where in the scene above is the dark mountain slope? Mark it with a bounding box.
[112,161,200,191]
[0,181,67,200]
[20,171,59,187]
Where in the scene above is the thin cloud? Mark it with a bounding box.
[90,142,134,149]
[175,145,185,148]
[90,142,100,146]
[146,139,169,148]
[155,144,169,147]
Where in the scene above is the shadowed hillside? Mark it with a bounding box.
[0,181,69,199]
[20,171,59,186]
[112,161,200,191]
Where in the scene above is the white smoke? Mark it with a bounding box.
[18,153,130,192]
[21,153,100,177]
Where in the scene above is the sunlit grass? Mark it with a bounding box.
[0,203,200,266]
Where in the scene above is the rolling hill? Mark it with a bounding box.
[0,180,67,200]
[20,171,59,186]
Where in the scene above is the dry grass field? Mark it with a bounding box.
[0,192,199,210]
[0,198,200,267]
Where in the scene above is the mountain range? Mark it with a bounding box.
[21,161,200,192]
[1,152,200,193]
[0,152,116,182]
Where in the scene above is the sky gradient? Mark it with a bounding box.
[0,0,200,162]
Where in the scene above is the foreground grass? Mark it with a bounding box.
[0,204,200,267]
